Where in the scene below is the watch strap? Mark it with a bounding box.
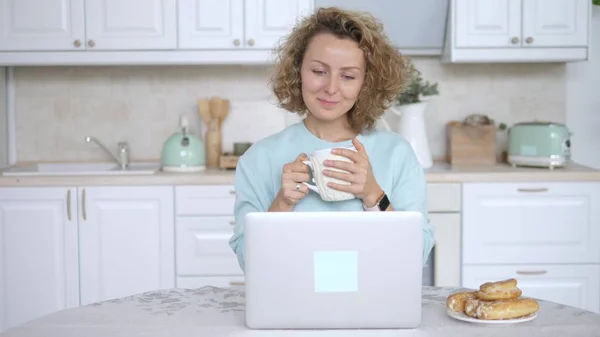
[362,191,389,212]
[377,193,390,211]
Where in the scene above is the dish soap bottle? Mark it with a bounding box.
[161,115,206,172]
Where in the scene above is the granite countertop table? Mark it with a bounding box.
[2,286,599,337]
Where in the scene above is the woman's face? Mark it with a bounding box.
[300,33,365,124]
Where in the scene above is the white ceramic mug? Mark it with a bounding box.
[302,146,357,202]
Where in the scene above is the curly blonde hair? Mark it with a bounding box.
[270,7,414,132]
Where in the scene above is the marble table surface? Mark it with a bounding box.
[2,286,599,337]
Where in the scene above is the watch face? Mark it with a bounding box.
[378,194,390,211]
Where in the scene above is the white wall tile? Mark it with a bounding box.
[13,58,566,162]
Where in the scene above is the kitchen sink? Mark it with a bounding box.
[1,162,162,176]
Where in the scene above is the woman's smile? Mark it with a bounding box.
[317,98,339,108]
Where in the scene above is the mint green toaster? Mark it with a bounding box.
[507,122,571,169]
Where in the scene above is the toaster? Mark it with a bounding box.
[507,122,571,169]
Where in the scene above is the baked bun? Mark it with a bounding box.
[470,298,539,320]
[464,298,481,318]
[446,291,478,313]
[446,278,540,321]
[476,278,522,301]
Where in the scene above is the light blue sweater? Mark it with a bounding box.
[229,121,435,272]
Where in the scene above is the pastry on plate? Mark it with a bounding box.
[446,291,478,313]
[476,278,522,301]
[466,297,540,320]
[446,277,540,321]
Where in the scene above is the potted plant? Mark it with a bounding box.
[388,60,440,168]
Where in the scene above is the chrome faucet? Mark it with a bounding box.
[85,136,129,169]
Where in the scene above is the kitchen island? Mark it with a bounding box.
[1,286,599,337]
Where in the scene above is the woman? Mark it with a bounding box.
[229,7,434,272]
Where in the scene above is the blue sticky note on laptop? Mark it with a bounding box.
[313,251,358,293]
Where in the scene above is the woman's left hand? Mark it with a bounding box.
[323,138,384,207]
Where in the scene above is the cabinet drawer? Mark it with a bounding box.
[427,183,461,212]
[177,276,245,289]
[175,185,236,215]
[462,264,600,314]
[462,182,600,264]
[175,216,242,276]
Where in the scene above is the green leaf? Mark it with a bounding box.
[395,60,440,105]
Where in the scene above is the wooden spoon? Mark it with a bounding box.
[215,99,230,130]
[209,96,222,131]
[198,99,212,130]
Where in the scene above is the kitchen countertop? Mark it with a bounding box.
[1,286,599,337]
[0,161,599,187]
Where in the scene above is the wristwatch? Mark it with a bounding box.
[363,192,390,212]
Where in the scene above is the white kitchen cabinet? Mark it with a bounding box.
[0,0,177,52]
[0,0,312,65]
[443,0,591,63]
[178,0,313,50]
[174,185,242,289]
[0,187,79,333]
[427,183,462,287]
[462,182,600,313]
[429,213,461,287]
[177,0,244,49]
[244,0,313,49]
[0,185,175,333]
[84,0,177,50]
[78,186,175,305]
[462,182,600,265]
[0,0,85,51]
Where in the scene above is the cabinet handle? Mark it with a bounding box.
[517,188,548,193]
[88,40,95,48]
[516,269,547,275]
[229,220,236,225]
[511,37,520,44]
[73,40,81,48]
[233,39,240,46]
[82,188,87,221]
[67,189,72,221]
[247,39,255,46]
[229,189,236,195]
[525,37,534,44]
[229,281,245,286]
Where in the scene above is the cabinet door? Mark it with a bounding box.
[78,186,174,305]
[522,0,589,47]
[0,187,79,333]
[178,0,244,49]
[463,265,600,314]
[84,0,177,50]
[429,213,461,287]
[176,216,241,276]
[454,0,522,48]
[462,182,600,265]
[245,0,314,49]
[0,0,85,51]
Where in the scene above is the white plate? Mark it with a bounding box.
[446,308,538,325]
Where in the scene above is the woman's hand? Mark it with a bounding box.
[269,153,311,212]
[322,138,384,208]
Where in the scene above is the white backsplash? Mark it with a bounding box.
[14,57,566,163]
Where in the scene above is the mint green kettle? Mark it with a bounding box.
[161,115,206,172]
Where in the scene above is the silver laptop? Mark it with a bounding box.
[243,211,424,329]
